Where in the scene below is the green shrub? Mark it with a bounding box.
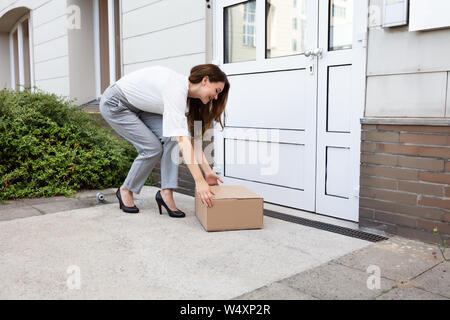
[0,88,154,201]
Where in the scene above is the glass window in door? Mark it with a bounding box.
[266,0,307,58]
[224,0,257,63]
[329,0,353,51]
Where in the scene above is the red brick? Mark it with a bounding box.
[360,176,397,190]
[399,133,447,146]
[419,172,450,185]
[397,156,445,171]
[442,211,450,223]
[374,211,417,228]
[418,196,450,210]
[361,124,378,131]
[359,207,374,219]
[377,125,450,134]
[398,181,444,197]
[417,220,450,234]
[361,142,376,152]
[446,162,450,172]
[361,153,398,166]
[359,198,443,220]
[361,131,399,143]
[377,144,450,159]
[360,187,417,205]
[396,226,440,244]
[360,165,418,181]
[445,186,450,198]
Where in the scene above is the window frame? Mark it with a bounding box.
[216,0,316,75]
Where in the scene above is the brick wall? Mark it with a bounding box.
[359,124,450,244]
[153,162,196,197]
[152,138,213,198]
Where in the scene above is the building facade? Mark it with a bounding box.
[0,0,448,244]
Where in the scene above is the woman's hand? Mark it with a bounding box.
[196,179,215,208]
[205,171,224,186]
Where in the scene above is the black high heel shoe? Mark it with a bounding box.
[116,188,139,214]
[155,190,185,218]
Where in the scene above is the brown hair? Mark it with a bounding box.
[187,64,230,137]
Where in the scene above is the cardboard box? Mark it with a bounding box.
[195,185,263,232]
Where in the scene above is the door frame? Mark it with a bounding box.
[93,0,121,97]
[212,0,368,221]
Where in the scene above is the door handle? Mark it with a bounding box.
[304,48,323,58]
[312,48,323,58]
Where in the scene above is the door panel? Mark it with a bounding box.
[225,70,308,129]
[327,65,352,132]
[315,0,367,221]
[225,139,305,189]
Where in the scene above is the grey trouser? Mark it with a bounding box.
[99,83,179,194]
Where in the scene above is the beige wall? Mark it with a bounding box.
[32,0,70,97]
[67,0,96,105]
[0,0,70,96]
[366,0,450,118]
[121,0,206,76]
[0,32,10,88]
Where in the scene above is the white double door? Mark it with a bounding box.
[213,0,367,221]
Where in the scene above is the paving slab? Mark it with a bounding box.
[0,186,371,299]
[28,198,100,215]
[332,236,442,281]
[412,262,450,299]
[70,188,117,200]
[0,203,43,221]
[377,285,448,300]
[280,262,395,300]
[233,282,318,300]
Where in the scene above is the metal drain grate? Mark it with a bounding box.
[264,209,389,243]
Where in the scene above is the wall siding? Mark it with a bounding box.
[121,0,206,75]
[367,0,450,118]
[32,1,68,96]
[366,72,448,117]
[0,0,69,95]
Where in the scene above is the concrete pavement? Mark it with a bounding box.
[0,186,448,300]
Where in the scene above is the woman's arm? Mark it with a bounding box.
[189,137,224,185]
[189,137,212,174]
[198,147,224,186]
[177,136,215,207]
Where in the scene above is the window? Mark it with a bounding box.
[224,0,257,63]
[329,0,353,51]
[266,0,307,58]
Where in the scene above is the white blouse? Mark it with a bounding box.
[115,66,190,138]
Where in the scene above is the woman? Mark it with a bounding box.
[99,64,230,217]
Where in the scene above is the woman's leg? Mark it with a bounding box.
[99,86,163,202]
[139,112,181,210]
